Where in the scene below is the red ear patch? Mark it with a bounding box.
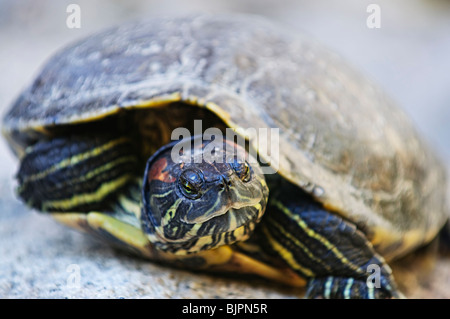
[148,158,176,183]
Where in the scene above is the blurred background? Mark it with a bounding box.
[0,0,449,298]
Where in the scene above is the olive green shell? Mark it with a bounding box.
[2,13,448,260]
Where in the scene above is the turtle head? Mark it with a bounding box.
[142,137,268,255]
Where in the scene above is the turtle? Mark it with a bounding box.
[2,13,448,299]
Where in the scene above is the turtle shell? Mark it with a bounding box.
[2,13,448,260]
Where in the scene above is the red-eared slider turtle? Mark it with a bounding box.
[2,14,448,299]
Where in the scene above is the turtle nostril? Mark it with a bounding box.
[218,176,231,190]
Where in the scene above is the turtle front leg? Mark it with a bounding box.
[16,134,138,213]
[260,182,404,299]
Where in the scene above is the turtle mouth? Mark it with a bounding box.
[152,203,265,255]
[188,202,263,236]
[181,197,262,224]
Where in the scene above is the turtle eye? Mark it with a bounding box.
[232,160,251,183]
[179,169,202,199]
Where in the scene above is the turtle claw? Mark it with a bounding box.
[305,276,403,299]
